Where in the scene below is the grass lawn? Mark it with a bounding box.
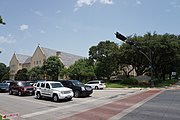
[106,79,179,88]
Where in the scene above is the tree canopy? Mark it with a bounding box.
[68,59,95,81]
[41,56,64,80]
[89,41,120,79]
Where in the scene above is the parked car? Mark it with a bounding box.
[9,81,35,96]
[85,80,106,89]
[0,83,9,92]
[2,80,14,86]
[58,80,93,98]
[35,81,73,102]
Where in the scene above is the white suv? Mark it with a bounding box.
[85,80,106,89]
[35,81,73,102]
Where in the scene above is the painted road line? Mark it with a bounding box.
[109,90,164,120]
[61,90,161,120]
[0,94,52,106]
[21,90,143,119]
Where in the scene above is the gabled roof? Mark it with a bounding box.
[40,47,84,67]
[15,54,31,64]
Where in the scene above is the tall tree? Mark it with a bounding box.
[89,41,119,79]
[28,66,43,80]
[41,56,64,80]
[15,68,29,80]
[122,32,180,80]
[0,63,9,82]
[68,59,95,81]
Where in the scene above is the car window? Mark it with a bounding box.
[71,80,83,86]
[41,83,45,88]
[101,81,105,84]
[18,82,31,87]
[0,83,8,87]
[46,83,50,89]
[50,83,63,88]
[60,81,70,87]
[37,83,40,87]
[88,81,98,84]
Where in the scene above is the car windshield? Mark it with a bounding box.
[71,80,84,86]
[0,83,8,87]
[19,82,31,87]
[50,83,63,88]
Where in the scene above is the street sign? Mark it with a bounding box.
[0,113,19,120]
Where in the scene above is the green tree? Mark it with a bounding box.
[0,63,9,82]
[41,56,64,80]
[68,59,95,81]
[89,41,119,79]
[28,66,43,80]
[15,68,29,80]
[121,32,180,80]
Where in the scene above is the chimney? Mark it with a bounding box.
[56,51,61,57]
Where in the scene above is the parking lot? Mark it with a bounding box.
[0,88,143,120]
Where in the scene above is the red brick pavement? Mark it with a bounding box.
[61,90,161,120]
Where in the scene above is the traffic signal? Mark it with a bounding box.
[0,16,6,25]
[115,32,127,41]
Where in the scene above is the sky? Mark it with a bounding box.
[0,0,180,66]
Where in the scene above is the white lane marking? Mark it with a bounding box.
[109,90,164,120]
[21,90,144,119]
[0,93,52,106]
[21,97,100,118]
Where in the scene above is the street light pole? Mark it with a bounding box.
[115,32,154,86]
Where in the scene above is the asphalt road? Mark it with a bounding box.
[0,88,180,120]
[118,89,180,120]
[0,88,142,120]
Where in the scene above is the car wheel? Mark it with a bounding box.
[95,86,98,89]
[18,91,22,96]
[74,90,80,98]
[9,90,13,95]
[36,92,41,99]
[53,94,59,102]
[68,97,72,101]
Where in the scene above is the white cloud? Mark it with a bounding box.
[40,29,45,34]
[35,11,43,16]
[74,0,114,11]
[76,0,96,7]
[136,0,141,5]
[73,28,78,32]
[55,25,62,29]
[30,9,44,16]
[0,34,16,44]
[19,24,29,31]
[100,0,113,4]
[56,10,61,14]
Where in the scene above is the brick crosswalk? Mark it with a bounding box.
[61,90,161,120]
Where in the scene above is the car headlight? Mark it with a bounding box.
[81,87,85,91]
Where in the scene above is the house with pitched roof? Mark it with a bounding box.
[9,45,84,80]
[9,53,31,80]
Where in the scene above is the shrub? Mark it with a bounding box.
[121,78,138,85]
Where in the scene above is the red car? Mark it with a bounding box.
[9,81,35,96]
